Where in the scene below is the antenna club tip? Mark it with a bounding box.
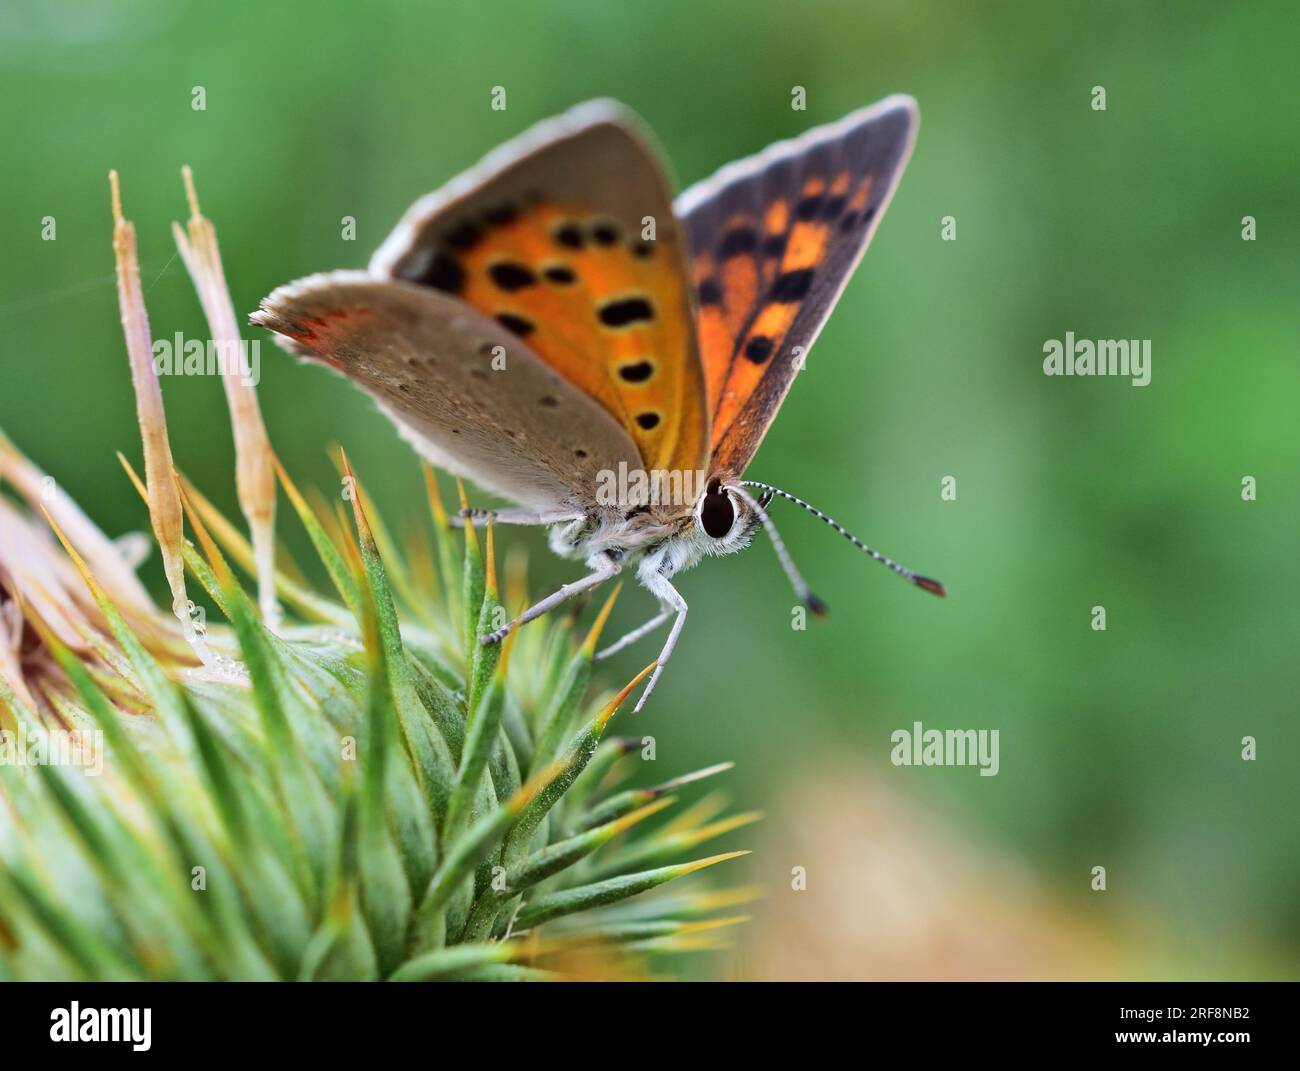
[806,593,829,618]
[915,576,947,597]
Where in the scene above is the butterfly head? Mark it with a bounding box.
[693,477,767,556]
[654,475,943,622]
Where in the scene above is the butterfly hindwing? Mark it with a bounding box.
[675,95,918,477]
[252,271,641,514]
[370,100,710,477]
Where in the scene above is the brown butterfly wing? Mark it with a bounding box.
[371,100,710,478]
[252,271,642,515]
[675,96,918,477]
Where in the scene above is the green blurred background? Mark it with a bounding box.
[2,0,1296,978]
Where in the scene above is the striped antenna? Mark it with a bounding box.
[730,484,828,617]
[740,480,946,599]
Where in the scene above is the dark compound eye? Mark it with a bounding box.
[700,481,735,539]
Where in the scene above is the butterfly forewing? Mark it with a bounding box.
[370,100,710,477]
[252,272,641,514]
[675,95,918,477]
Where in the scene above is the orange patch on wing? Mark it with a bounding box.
[716,300,802,424]
[697,305,732,411]
[720,255,759,338]
[711,382,748,441]
[286,306,371,347]
[764,199,788,235]
[783,221,829,272]
[750,301,799,340]
[451,200,704,472]
[848,176,874,213]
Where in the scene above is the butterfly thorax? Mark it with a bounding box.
[549,482,761,590]
[549,504,692,566]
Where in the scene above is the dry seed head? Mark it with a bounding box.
[109,171,205,659]
[173,166,279,631]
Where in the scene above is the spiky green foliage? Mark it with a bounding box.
[0,448,754,980]
[0,169,753,980]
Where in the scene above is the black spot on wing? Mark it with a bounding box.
[718,227,758,259]
[821,196,847,220]
[697,278,722,306]
[495,312,535,338]
[417,251,465,293]
[841,204,877,232]
[796,194,824,220]
[483,204,519,226]
[554,223,584,250]
[743,336,774,364]
[618,359,655,383]
[770,268,815,303]
[635,412,661,430]
[444,220,483,251]
[590,220,621,246]
[543,264,577,284]
[598,296,655,328]
[488,262,537,292]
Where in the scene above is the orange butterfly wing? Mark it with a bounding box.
[675,96,918,477]
[371,101,709,478]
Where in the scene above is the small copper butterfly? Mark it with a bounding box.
[253,96,944,711]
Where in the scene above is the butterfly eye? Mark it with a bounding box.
[700,481,736,539]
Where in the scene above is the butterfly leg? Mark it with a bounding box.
[451,508,583,528]
[595,605,672,662]
[631,577,687,713]
[480,555,621,645]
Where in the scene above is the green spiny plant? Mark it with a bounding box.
[0,171,756,982]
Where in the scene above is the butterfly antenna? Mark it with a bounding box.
[741,480,947,599]
[730,484,828,617]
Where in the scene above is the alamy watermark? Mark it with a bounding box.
[1043,333,1150,386]
[152,333,260,386]
[595,463,707,508]
[891,721,999,777]
[50,1002,150,1051]
[0,725,104,777]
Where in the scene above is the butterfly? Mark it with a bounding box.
[252,95,944,712]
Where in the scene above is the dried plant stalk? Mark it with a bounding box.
[172,167,279,630]
[109,171,210,663]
